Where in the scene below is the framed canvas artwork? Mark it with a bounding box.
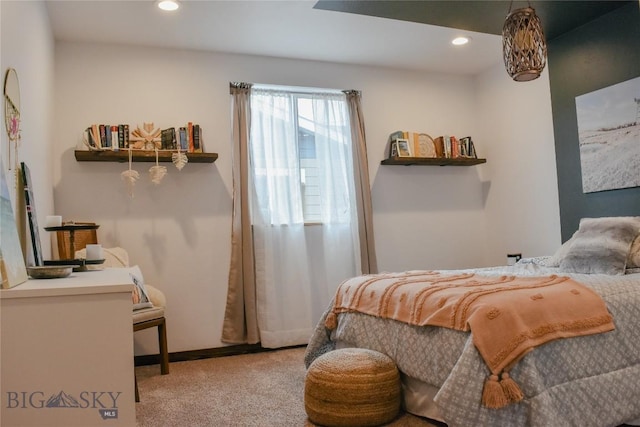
[575,76,640,193]
[21,162,43,266]
[0,158,28,288]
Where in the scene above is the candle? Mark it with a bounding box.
[45,215,62,227]
[85,244,103,260]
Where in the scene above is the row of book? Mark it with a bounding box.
[84,123,203,152]
[160,123,203,152]
[388,130,477,159]
[85,124,130,150]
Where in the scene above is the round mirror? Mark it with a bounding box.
[4,68,21,142]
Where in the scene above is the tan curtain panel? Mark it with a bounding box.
[221,82,260,344]
[344,90,378,274]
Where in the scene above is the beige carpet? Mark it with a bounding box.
[135,346,441,427]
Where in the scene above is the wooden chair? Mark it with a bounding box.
[75,246,170,402]
[57,222,99,259]
[131,275,169,401]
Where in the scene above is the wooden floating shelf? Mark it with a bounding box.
[381,156,486,166]
[74,150,218,163]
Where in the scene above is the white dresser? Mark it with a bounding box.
[0,268,136,426]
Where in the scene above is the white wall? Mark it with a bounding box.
[1,1,55,262]
[474,63,562,265]
[47,37,560,354]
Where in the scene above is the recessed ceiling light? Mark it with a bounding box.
[452,37,470,46]
[157,0,180,11]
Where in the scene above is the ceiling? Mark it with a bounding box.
[45,1,632,76]
[314,1,634,41]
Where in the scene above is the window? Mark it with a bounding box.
[250,86,354,225]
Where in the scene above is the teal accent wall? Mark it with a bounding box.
[548,2,640,241]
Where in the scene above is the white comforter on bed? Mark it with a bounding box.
[304,260,640,427]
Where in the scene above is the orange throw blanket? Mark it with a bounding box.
[325,272,615,408]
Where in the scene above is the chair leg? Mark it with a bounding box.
[135,373,140,402]
[158,318,169,375]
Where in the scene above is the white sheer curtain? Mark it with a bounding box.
[249,87,360,348]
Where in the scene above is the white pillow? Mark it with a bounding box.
[546,231,578,267]
[128,265,153,310]
[560,217,640,275]
[627,235,640,268]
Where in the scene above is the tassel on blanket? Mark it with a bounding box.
[500,372,524,403]
[482,374,509,409]
[325,311,338,330]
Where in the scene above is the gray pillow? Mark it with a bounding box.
[560,217,640,275]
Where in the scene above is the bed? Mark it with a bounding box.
[304,217,640,427]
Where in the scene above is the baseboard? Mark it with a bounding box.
[134,343,306,367]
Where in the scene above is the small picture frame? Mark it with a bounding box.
[395,139,412,157]
[389,141,398,158]
[459,136,477,158]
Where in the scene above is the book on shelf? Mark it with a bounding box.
[160,128,177,150]
[123,124,130,148]
[388,130,407,142]
[433,136,445,157]
[118,125,125,149]
[187,122,195,152]
[110,126,119,151]
[193,124,202,153]
[85,127,96,148]
[98,124,107,148]
[104,124,113,148]
[179,127,188,151]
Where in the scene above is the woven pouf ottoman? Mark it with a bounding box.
[304,348,401,427]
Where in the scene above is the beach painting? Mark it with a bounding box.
[575,76,640,193]
[0,159,27,288]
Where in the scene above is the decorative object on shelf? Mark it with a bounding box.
[4,68,21,172]
[45,222,100,259]
[43,221,105,271]
[387,131,478,162]
[502,2,547,82]
[130,122,161,150]
[395,139,412,157]
[415,133,436,158]
[0,157,28,288]
[121,148,140,198]
[26,265,74,279]
[171,145,188,171]
[149,149,168,184]
[388,131,437,159]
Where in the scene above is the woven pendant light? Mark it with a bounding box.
[502,4,547,82]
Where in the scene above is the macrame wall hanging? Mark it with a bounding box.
[121,147,140,198]
[149,149,167,185]
[172,144,188,171]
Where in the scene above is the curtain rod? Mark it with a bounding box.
[229,81,359,96]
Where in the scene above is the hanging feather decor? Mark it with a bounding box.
[171,144,188,171]
[121,148,140,198]
[149,149,168,184]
